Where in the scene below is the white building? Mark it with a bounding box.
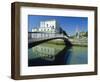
[32,19,60,33]
[30,19,64,39]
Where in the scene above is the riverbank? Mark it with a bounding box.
[71,43,87,47]
[46,39,87,47]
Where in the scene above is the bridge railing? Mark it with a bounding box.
[29,33,65,38]
[28,32,68,42]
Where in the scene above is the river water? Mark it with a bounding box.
[28,42,88,66]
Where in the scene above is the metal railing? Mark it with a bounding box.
[28,33,68,43]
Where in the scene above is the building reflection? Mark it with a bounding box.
[28,43,65,61]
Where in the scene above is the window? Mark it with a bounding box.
[52,26,54,29]
[47,24,48,27]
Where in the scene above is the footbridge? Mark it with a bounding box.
[28,32,72,48]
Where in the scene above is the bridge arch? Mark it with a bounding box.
[28,37,72,48]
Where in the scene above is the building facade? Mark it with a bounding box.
[32,19,60,33]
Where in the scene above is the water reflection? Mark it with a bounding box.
[64,46,88,64]
[28,42,87,66]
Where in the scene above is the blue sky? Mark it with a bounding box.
[28,15,88,36]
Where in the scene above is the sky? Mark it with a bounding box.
[28,15,88,36]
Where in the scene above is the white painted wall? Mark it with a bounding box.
[40,20,56,28]
[0,0,100,82]
[32,20,58,33]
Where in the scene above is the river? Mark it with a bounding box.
[28,41,88,66]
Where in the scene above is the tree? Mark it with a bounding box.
[83,32,88,37]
